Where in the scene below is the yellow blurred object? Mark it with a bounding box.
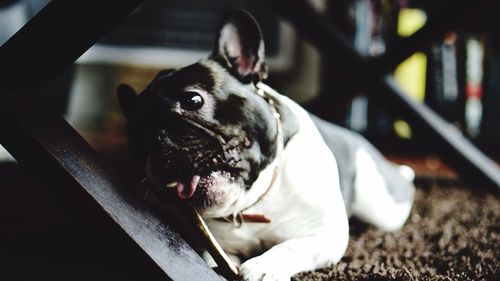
[397,8,427,37]
[393,119,413,139]
[394,53,427,102]
[394,8,427,102]
[393,8,427,138]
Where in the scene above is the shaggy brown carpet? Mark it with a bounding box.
[294,180,500,281]
[1,156,498,280]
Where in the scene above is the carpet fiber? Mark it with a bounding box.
[294,181,499,281]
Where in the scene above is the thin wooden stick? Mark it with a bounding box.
[173,204,239,280]
[190,207,240,279]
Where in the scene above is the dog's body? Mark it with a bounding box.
[205,82,349,277]
[118,11,415,281]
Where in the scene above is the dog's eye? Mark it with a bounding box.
[180,91,204,111]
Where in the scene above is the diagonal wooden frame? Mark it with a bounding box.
[0,0,220,280]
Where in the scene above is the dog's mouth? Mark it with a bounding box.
[146,117,245,210]
[167,175,201,200]
[150,153,240,213]
[162,169,237,207]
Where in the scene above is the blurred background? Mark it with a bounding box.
[1,0,499,165]
[0,0,499,280]
[1,0,500,161]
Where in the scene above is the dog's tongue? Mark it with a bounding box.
[176,175,200,199]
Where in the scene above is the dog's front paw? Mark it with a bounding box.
[239,258,290,281]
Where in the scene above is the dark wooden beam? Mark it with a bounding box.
[0,96,220,281]
[0,0,144,94]
[369,0,492,73]
[380,76,500,193]
[267,0,500,191]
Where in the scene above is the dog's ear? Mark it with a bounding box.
[117,83,137,119]
[212,10,268,83]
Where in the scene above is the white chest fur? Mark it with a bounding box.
[206,87,349,262]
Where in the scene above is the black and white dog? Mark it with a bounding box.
[118,10,415,281]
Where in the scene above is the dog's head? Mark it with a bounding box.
[118,10,297,218]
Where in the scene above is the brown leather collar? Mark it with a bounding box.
[215,213,272,224]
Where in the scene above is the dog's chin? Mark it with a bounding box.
[189,171,242,218]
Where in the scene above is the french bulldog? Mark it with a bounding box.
[117,10,415,281]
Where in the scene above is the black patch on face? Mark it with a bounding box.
[214,94,247,125]
[215,92,278,189]
[251,111,276,165]
[245,158,260,190]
